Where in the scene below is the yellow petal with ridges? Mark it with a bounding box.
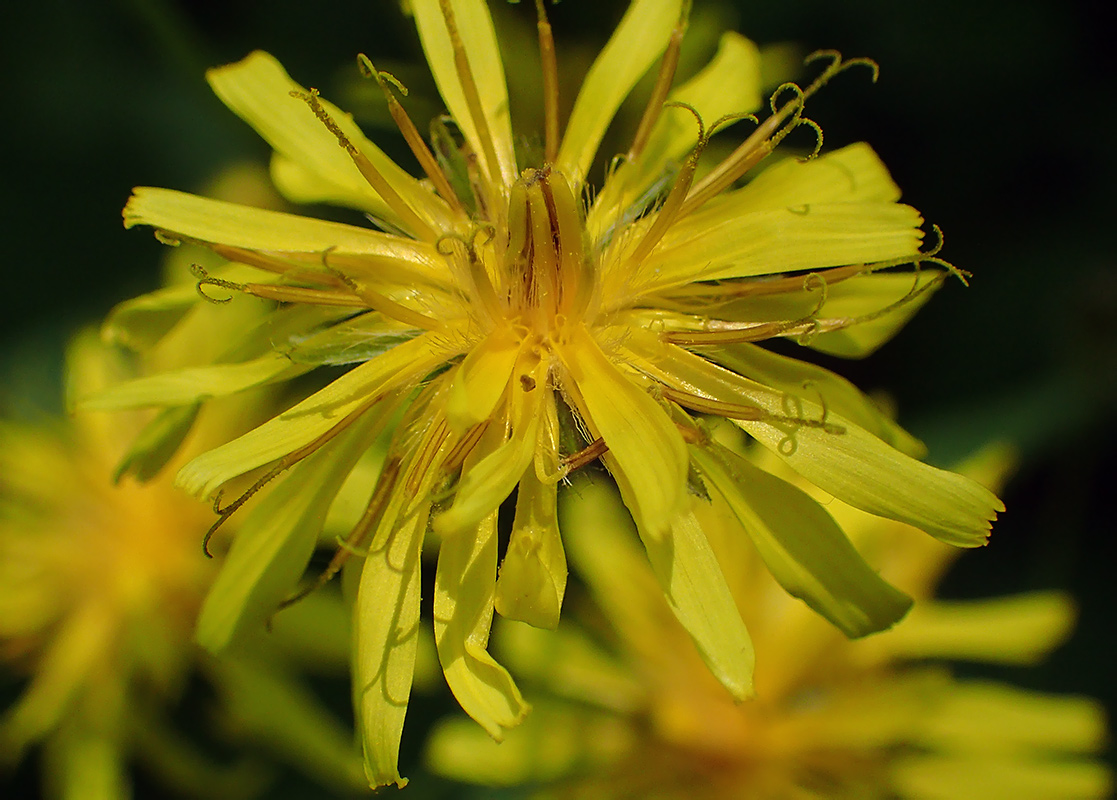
[445,324,521,435]
[494,467,565,630]
[557,0,683,183]
[177,332,457,499]
[208,50,447,230]
[620,329,1003,546]
[642,202,924,288]
[648,508,755,700]
[690,143,902,226]
[411,0,516,187]
[590,31,762,239]
[124,188,446,279]
[559,324,687,537]
[699,343,925,456]
[434,513,529,740]
[196,408,386,653]
[563,475,754,700]
[80,353,302,411]
[692,443,912,638]
[354,501,428,789]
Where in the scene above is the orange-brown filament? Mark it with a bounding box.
[560,437,608,473]
[210,244,345,286]
[242,283,365,307]
[358,54,465,216]
[657,265,862,304]
[276,456,403,611]
[441,419,489,476]
[437,0,505,195]
[625,132,706,269]
[677,111,787,219]
[407,418,451,495]
[344,278,443,330]
[661,319,817,346]
[627,0,689,162]
[533,0,560,164]
[660,386,766,421]
[201,391,394,556]
[293,89,437,241]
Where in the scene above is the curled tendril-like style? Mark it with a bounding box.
[435,231,474,257]
[796,117,825,161]
[769,81,807,120]
[356,53,410,96]
[709,111,760,139]
[472,223,496,249]
[773,384,846,454]
[805,270,829,316]
[663,100,707,147]
[803,50,881,97]
[191,264,244,304]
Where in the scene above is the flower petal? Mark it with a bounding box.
[436,354,545,537]
[561,475,755,700]
[425,700,634,787]
[559,324,687,537]
[80,353,302,411]
[871,592,1074,666]
[557,0,684,183]
[433,513,529,740]
[195,407,386,652]
[643,202,924,288]
[621,330,1003,546]
[691,443,912,638]
[207,51,447,229]
[411,0,516,186]
[892,753,1113,800]
[493,467,565,630]
[46,726,127,800]
[177,332,456,499]
[589,31,762,240]
[445,324,521,435]
[698,343,925,456]
[124,187,446,278]
[689,143,902,224]
[913,681,1109,756]
[0,604,110,758]
[207,656,367,793]
[353,501,428,789]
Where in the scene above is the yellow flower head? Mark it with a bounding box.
[1,334,366,799]
[97,0,1003,788]
[427,444,1111,800]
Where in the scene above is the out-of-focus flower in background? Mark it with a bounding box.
[0,284,367,797]
[89,0,1003,787]
[427,436,1111,799]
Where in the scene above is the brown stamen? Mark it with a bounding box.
[627,0,690,162]
[533,0,560,164]
[357,54,466,216]
[293,89,438,241]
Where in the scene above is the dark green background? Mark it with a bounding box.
[2,0,1114,797]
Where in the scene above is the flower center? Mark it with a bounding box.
[502,166,591,336]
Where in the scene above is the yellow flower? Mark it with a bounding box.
[95,0,1002,787]
[427,443,1111,800]
[1,334,366,799]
